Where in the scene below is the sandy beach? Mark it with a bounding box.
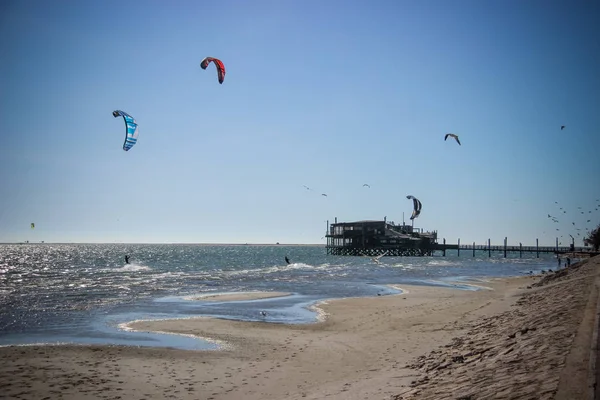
[2,257,598,400]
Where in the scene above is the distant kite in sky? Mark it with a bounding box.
[406,195,422,220]
[363,184,370,188]
[200,57,226,84]
[561,125,565,130]
[444,133,461,145]
[303,185,311,191]
[112,110,139,151]
[30,223,35,229]
[321,193,328,197]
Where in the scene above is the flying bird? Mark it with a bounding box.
[362,251,388,265]
[444,133,461,145]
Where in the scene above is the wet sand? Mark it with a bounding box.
[187,291,291,302]
[1,257,598,400]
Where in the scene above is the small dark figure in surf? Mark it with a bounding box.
[285,256,290,265]
[125,255,130,264]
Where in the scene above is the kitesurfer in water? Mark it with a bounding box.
[125,255,130,264]
[285,256,290,265]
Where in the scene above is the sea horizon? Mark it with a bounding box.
[1,242,326,246]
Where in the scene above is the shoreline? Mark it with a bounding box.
[1,258,597,399]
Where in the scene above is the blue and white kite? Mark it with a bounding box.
[112,110,139,151]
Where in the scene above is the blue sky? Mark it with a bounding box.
[1,0,599,245]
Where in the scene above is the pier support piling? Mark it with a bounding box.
[519,242,522,258]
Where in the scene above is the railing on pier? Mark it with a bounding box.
[435,237,594,258]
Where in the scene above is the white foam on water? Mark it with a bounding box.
[426,260,457,266]
[110,264,152,272]
[223,262,333,278]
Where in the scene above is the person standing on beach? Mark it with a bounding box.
[557,256,561,268]
[567,257,571,267]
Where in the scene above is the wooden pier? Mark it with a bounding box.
[325,219,597,258]
[434,238,594,258]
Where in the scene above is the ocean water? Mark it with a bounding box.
[0,244,558,350]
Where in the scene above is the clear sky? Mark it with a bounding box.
[1,0,599,245]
